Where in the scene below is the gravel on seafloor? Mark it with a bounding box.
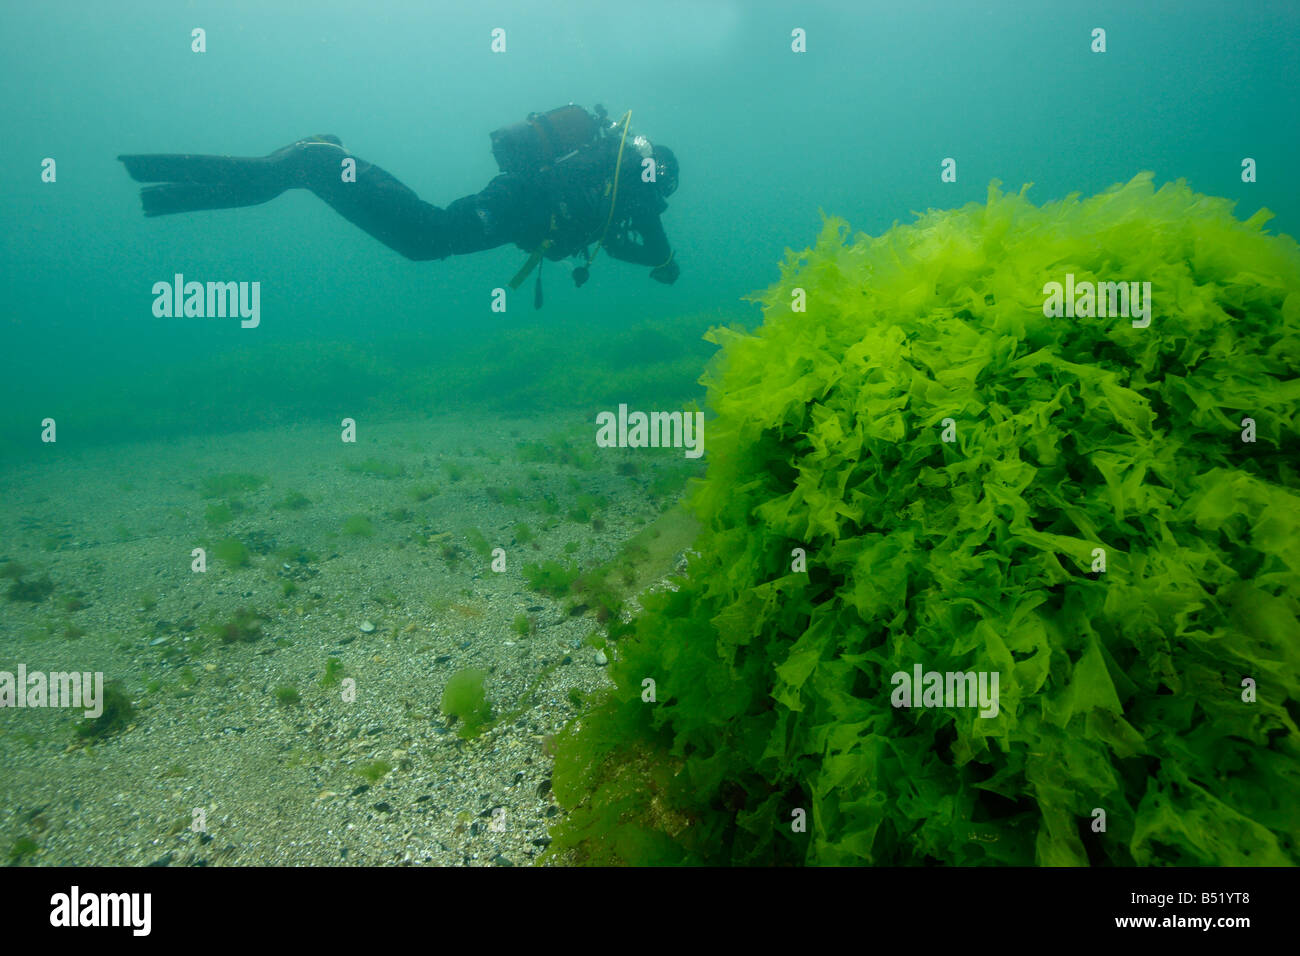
[0,412,695,866]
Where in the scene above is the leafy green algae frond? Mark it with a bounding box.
[548,174,1300,866]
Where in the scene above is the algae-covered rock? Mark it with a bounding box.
[550,174,1300,866]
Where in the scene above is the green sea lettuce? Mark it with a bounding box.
[549,174,1300,866]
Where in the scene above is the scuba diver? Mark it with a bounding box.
[118,104,680,307]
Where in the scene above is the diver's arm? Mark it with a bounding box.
[603,212,678,282]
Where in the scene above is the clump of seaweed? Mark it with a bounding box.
[343,515,375,537]
[518,435,596,469]
[61,592,90,612]
[199,473,266,498]
[211,606,264,644]
[407,483,440,502]
[549,174,1300,867]
[319,657,345,688]
[346,458,406,479]
[522,561,580,598]
[440,668,493,738]
[6,573,54,604]
[354,759,392,784]
[0,561,29,580]
[273,491,312,511]
[204,502,235,526]
[569,567,624,626]
[274,543,318,566]
[212,537,251,568]
[6,837,39,865]
[273,684,301,706]
[486,485,525,506]
[75,681,136,741]
[463,528,493,560]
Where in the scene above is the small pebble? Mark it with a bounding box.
[594,649,608,666]
[359,621,375,633]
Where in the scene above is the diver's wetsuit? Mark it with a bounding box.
[118,132,678,283]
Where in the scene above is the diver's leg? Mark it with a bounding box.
[121,137,546,262]
[299,146,549,261]
[294,142,452,260]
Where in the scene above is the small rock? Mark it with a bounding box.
[149,637,168,646]
[359,621,375,633]
[594,649,608,666]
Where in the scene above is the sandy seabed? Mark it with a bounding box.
[0,411,692,866]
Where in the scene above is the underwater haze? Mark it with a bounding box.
[3,0,1297,449]
[1,0,1298,873]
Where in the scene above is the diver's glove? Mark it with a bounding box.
[649,258,679,285]
[573,266,591,288]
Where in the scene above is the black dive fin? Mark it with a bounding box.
[137,182,283,217]
[118,153,277,185]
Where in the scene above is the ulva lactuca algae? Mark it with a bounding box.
[548,174,1300,866]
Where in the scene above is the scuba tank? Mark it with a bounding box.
[490,104,602,175]
[496,104,628,308]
